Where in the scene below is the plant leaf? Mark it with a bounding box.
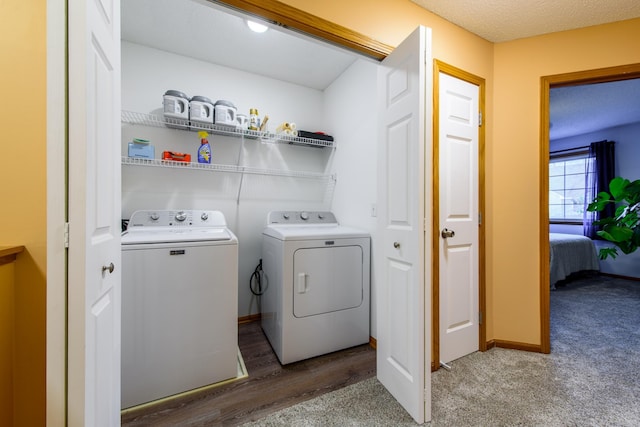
[609,177,629,200]
[626,180,640,203]
[593,216,616,226]
[614,205,627,218]
[620,211,638,228]
[592,177,640,259]
[587,192,612,212]
[600,225,634,243]
[598,247,618,260]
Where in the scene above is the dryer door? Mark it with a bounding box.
[293,245,363,317]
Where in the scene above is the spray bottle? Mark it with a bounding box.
[197,131,211,164]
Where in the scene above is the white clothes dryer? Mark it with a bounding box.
[121,210,238,408]
[261,211,370,364]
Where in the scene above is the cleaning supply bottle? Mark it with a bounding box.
[197,131,211,164]
[249,108,259,130]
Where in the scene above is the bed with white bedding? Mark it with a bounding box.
[550,233,600,288]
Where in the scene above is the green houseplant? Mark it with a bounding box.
[587,176,640,259]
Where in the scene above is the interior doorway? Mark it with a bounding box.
[539,63,640,353]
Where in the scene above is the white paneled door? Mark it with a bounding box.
[377,26,432,424]
[68,0,122,425]
[438,72,479,364]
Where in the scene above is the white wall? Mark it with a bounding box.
[121,42,381,325]
[324,59,379,337]
[122,42,326,131]
[121,42,340,317]
[550,121,640,278]
[550,121,640,181]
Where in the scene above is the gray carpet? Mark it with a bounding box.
[243,274,640,426]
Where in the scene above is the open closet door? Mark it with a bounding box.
[376,26,432,424]
[68,0,122,424]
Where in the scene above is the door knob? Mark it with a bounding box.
[102,262,115,274]
[393,242,400,249]
[441,228,455,239]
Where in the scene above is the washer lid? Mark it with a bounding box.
[263,224,370,241]
[122,227,233,244]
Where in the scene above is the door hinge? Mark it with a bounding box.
[64,222,69,248]
[424,218,428,232]
[478,111,482,127]
[478,212,482,226]
[479,311,483,325]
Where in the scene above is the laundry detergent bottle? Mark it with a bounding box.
[197,131,211,164]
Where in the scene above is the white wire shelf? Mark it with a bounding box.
[121,110,335,149]
[121,156,334,181]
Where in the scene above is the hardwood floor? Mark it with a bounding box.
[121,321,376,426]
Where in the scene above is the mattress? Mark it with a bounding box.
[550,233,600,288]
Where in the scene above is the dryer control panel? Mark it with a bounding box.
[267,211,337,225]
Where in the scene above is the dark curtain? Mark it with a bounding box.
[583,140,615,238]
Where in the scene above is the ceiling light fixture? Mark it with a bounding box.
[246,20,269,33]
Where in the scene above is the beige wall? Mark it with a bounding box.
[282,0,497,339]
[6,1,640,422]
[283,0,494,81]
[285,3,640,347]
[492,18,640,344]
[0,0,47,425]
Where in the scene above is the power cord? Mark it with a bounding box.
[250,259,264,296]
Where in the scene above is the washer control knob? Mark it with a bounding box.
[201,212,209,221]
[283,213,290,220]
[175,211,187,222]
[149,212,159,221]
[318,213,324,220]
[300,212,309,220]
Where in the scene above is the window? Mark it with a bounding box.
[549,152,593,222]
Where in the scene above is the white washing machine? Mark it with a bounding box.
[261,211,370,364]
[121,210,238,409]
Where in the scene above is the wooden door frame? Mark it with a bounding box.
[539,63,640,353]
[46,0,68,424]
[211,0,393,60]
[431,60,487,371]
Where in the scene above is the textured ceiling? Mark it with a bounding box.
[412,0,640,139]
[411,0,640,43]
